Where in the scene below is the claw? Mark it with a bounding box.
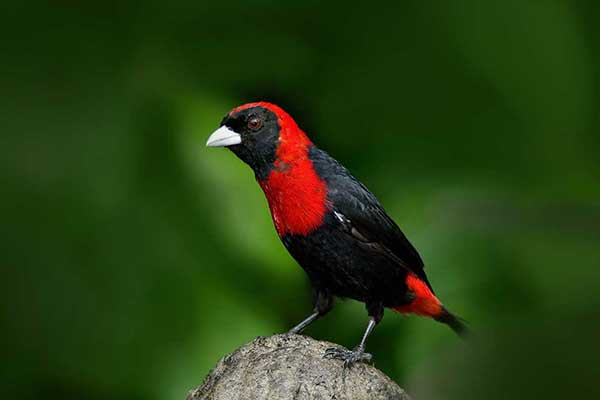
[324,347,372,368]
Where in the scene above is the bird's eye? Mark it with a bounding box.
[247,116,262,131]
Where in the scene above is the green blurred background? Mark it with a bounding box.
[2,1,599,399]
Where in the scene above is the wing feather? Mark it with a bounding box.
[310,147,432,290]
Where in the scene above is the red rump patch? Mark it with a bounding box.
[236,102,329,236]
[393,273,443,318]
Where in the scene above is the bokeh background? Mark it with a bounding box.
[2,1,599,399]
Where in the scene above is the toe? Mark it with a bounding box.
[361,352,373,363]
[323,347,373,367]
[324,347,343,359]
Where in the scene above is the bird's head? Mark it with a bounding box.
[206,102,312,179]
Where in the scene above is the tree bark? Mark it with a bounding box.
[187,333,410,400]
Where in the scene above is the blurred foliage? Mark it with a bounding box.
[1,1,599,399]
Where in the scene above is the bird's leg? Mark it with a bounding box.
[324,302,383,367]
[288,289,333,334]
[288,311,319,334]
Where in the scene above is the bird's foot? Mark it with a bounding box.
[324,346,372,368]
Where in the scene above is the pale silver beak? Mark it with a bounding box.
[206,126,242,147]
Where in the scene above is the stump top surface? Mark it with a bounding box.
[188,333,410,400]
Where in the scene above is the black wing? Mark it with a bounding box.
[309,147,432,290]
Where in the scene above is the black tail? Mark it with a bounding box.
[435,307,468,338]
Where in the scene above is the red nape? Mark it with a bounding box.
[393,273,443,318]
[252,102,329,236]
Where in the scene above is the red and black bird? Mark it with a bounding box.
[206,102,465,365]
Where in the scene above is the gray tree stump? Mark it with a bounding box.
[187,333,410,400]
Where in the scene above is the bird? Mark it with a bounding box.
[206,102,466,366]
